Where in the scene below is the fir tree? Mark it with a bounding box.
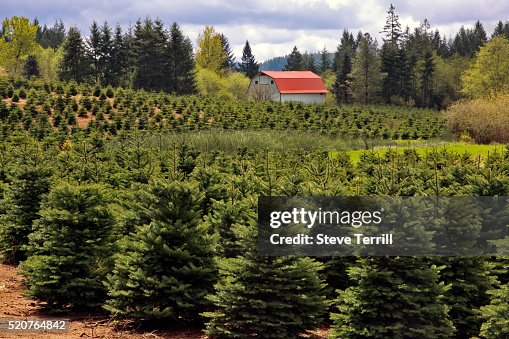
[283,46,304,71]
[381,4,402,45]
[105,179,216,322]
[109,24,128,87]
[220,33,235,71]
[419,50,435,107]
[333,30,355,103]
[167,22,197,95]
[22,55,40,79]
[332,256,455,339]
[302,52,317,73]
[20,183,115,310]
[99,21,114,86]
[59,26,90,83]
[87,21,102,84]
[0,153,52,264]
[349,33,383,104]
[318,47,330,74]
[480,283,509,338]
[239,40,259,78]
[204,220,329,338]
[132,18,167,91]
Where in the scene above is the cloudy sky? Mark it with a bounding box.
[2,0,508,62]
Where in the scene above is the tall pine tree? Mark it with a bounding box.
[283,46,304,71]
[167,22,197,95]
[59,27,91,83]
[239,40,259,78]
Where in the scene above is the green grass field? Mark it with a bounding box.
[332,142,508,162]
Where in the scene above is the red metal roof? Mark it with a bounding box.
[259,71,328,94]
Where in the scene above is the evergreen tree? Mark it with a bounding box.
[99,21,114,86]
[87,21,102,84]
[22,55,40,78]
[239,40,259,78]
[302,52,317,73]
[105,179,216,322]
[380,43,398,102]
[132,18,168,91]
[109,24,128,87]
[283,46,304,71]
[349,33,383,104]
[480,283,509,338]
[394,47,412,100]
[381,4,402,45]
[167,22,197,95]
[0,152,52,264]
[318,47,330,74]
[332,256,455,339]
[492,20,509,39]
[20,183,115,310]
[333,52,352,104]
[419,50,435,107]
[220,33,235,71]
[36,20,65,49]
[333,30,355,103]
[204,220,329,338]
[59,26,90,83]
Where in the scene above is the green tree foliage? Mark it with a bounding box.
[0,16,39,74]
[204,220,329,338]
[195,26,227,76]
[22,55,40,78]
[492,20,509,39]
[19,183,115,310]
[109,24,128,87]
[302,52,317,73]
[36,20,66,50]
[87,21,102,84]
[349,33,383,104]
[167,22,197,95]
[480,283,509,338]
[220,33,235,71]
[381,4,402,45]
[132,18,167,91]
[333,30,355,104]
[59,27,91,83]
[239,40,259,78]
[0,151,52,264]
[283,46,304,71]
[331,257,455,339]
[419,50,436,107]
[461,36,509,98]
[452,21,487,57]
[318,47,330,74]
[105,179,216,322]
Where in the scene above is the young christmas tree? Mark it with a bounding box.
[0,162,52,264]
[480,283,509,338]
[331,256,455,339]
[203,220,329,338]
[19,183,115,310]
[104,179,217,322]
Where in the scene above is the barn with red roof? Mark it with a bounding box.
[248,71,328,104]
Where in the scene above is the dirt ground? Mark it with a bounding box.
[0,264,206,338]
[0,264,329,338]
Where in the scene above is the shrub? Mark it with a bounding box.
[445,94,509,143]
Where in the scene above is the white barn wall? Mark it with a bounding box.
[248,74,280,101]
[280,93,326,104]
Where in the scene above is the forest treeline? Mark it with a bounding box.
[1,5,509,108]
